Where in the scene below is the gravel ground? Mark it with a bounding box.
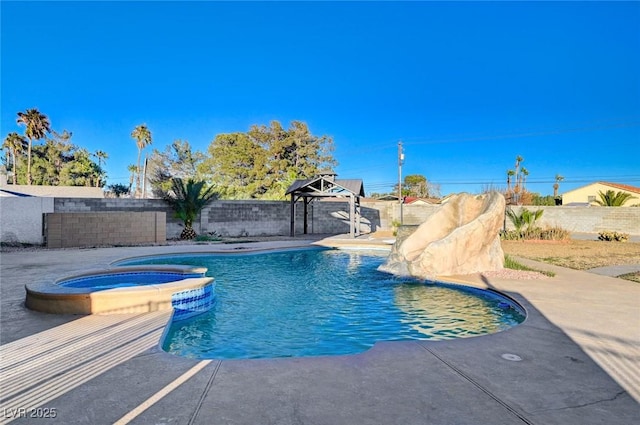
[501,239,640,270]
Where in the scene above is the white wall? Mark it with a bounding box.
[0,197,54,244]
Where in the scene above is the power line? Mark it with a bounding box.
[335,117,640,157]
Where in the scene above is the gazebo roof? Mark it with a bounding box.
[285,175,365,197]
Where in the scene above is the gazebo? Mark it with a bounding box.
[285,171,365,238]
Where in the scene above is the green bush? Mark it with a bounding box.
[598,231,629,242]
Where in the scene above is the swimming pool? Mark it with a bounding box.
[119,248,525,359]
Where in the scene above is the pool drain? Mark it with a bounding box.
[501,353,522,361]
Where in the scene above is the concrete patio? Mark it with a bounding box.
[1,238,638,424]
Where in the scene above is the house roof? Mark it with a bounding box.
[403,196,440,205]
[563,181,640,195]
[598,182,640,194]
[0,184,104,198]
[0,189,33,197]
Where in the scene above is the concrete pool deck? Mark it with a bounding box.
[0,237,639,424]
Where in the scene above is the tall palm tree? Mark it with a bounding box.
[131,124,152,197]
[2,132,27,184]
[163,178,218,239]
[553,174,564,198]
[127,164,138,194]
[520,167,529,192]
[506,169,515,191]
[16,109,51,185]
[94,150,109,168]
[595,190,636,207]
[93,150,109,187]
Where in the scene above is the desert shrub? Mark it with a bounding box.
[537,226,571,240]
[598,231,629,242]
[391,219,401,236]
[501,226,570,241]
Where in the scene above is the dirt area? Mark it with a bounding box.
[501,239,640,270]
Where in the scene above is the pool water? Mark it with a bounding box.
[122,248,525,359]
[59,271,202,290]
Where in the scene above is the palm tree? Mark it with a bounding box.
[506,207,544,233]
[163,178,218,239]
[2,132,27,184]
[506,170,515,191]
[16,109,51,185]
[553,174,564,199]
[94,150,109,168]
[514,155,523,179]
[520,167,529,193]
[127,164,137,194]
[595,190,637,207]
[131,124,152,197]
[92,150,109,187]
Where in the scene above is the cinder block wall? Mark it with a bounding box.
[45,212,166,248]
[49,198,640,239]
[504,206,640,235]
[53,198,384,238]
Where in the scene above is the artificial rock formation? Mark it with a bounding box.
[379,192,505,279]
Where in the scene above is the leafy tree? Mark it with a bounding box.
[200,132,266,199]
[163,178,218,239]
[26,131,104,187]
[531,194,556,206]
[147,140,206,197]
[16,108,51,185]
[131,124,152,198]
[2,132,27,184]
[200,121,336,199]
[595,190,637,207]
[257,121,336,186]
[106,183,130,198]
[396,174,440,198]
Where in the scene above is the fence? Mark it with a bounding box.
[1,197,639,245]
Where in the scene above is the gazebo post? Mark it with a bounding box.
[349,194,355,238]
[303,197,309,234]
[290,195,296,237]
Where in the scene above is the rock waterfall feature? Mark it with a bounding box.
[379,192,505,279]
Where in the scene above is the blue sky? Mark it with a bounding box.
[2,1,639,196]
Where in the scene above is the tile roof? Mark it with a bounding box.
[599,182,640,194]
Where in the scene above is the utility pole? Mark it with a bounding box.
[398,141,404,224]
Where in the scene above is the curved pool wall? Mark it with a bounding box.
[25,265,215,315]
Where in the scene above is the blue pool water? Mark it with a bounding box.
[59,271,202,290]
[121,248,525,359]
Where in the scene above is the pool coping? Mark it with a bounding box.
[25,265,214,315]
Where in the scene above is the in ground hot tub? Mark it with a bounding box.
[25,265,214,316]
